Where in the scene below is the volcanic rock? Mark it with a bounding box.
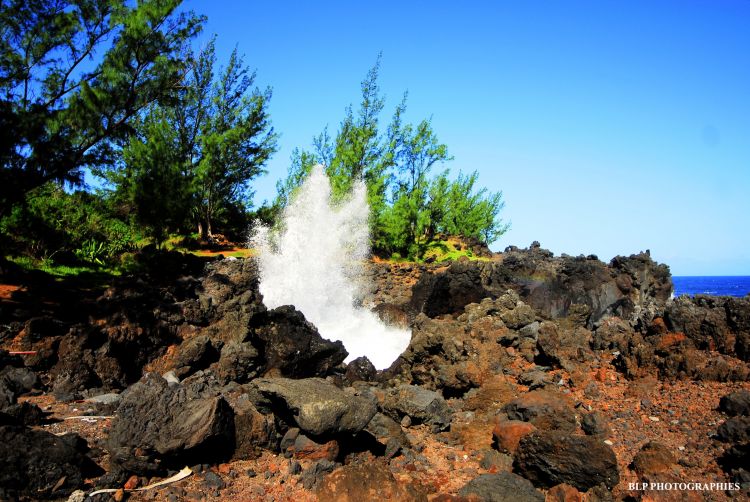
[287,433,340,461]
[0,400,44,425]
[665,295,750,359]
[226,393,276,460]
[716,416,750,443]
[345,356,377,383]
[457,472,544,502]
[629,441,677,480]
[581,411,611,436]
[0,426,101,499]
[492,419,537,454]
[252,377,377,436]
[172,335,221,379]
[381,384,452,432]
[211,341,261,384]
[408,248,671,325]
[316,461,427,502]
[501,390,578,432]
[409,260,488,318]
[250,306,348,378]
[106,373,235,475]
[0,365,40,395]
[365,412,410,451]
[513,430,619,490]
[546,483,583,502]
[536,322,592,370]
[300,459,339,490]
[719,389,750,416]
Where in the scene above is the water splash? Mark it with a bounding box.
[252,165,410,369]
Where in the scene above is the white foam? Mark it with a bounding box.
[252,165,410,369]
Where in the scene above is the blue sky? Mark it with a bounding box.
[185,0,750,275]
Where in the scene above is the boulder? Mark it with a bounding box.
[514,431,619,491]
[719,389,750,417]
[227,393,276,460]
[106,373,235,475]
[345,356,377,383]
[365,412,411,452]
[381,384,452,432]
[581,412,611,436]
[252,377,377,436]
[211,341,261,384]
[172,335,220,379]
[501,390,578,432]
[251,306,348,378]
[316,461,427,502]
[0,366,40,395]
[457,472,544,502]
[630,441,677,480]
[0,401,45,426]
[0,426,101,499]
[716,416,750,443]
[665,295,750,360]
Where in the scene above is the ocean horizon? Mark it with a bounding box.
[672,276,750,297]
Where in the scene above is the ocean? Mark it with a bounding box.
[672,276,750,297]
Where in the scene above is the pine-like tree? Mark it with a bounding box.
[0,0,204,219]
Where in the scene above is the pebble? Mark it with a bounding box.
[648,416,660,422]
[603,440,614,446]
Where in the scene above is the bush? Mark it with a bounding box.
[0,183,138,264]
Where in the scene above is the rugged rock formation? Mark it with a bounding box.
[106,373,235,476]
[407,247,671,327]
[1,243,749,498]
[0,426,102,499]
[251,377,377,436]
[513,431,620,491]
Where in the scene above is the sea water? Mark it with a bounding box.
[672,276,750,297]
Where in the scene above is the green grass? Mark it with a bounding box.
[391,238,492,264]
[7,255,121,278]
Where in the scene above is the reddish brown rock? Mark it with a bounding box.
[546,483,582,502]
[493,419,537,454]
[630,441,677,480]
[316,461,427,502]
[289,434,339,461]
[502,390,578,432]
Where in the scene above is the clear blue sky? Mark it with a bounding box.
[185,0,750,275]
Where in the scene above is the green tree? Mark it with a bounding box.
[274,57,508,260]
[0,0,204,221]
[384,119,451,258]
[436,170,509,244]
[275,56,398,235]
[101,39,278,241]
[119,108,190,246]
[194,47,278,238]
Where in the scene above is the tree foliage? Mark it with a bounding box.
[0,0,204,219]
[103,38,278,242]
[275,58,509,260]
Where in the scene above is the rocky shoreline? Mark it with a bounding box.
[1,244,748,501]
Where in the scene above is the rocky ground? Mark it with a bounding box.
[0,243,749,501]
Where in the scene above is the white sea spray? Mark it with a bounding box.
[252,165,410,369]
